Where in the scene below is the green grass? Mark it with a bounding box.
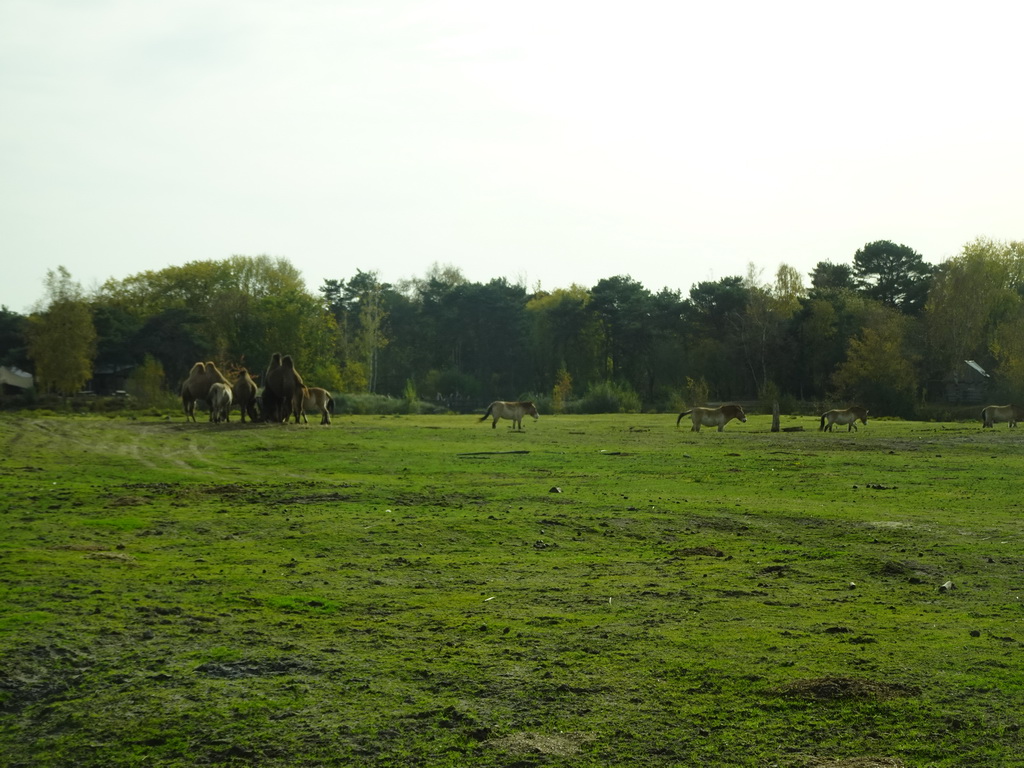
[1,411,1023,766]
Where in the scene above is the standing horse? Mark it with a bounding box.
[480,401,539,430]
[299,386,334,425]
[820,406,868,432]
[676,405,747,432]
[981,404,1024,428]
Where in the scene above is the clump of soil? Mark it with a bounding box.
[486,731,596,757]
[790,757,906,767]
[773,676,919,701]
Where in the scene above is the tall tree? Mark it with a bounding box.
[853,240,933,314]
[27,267,97,396]
[0,307,30,369]
[832,306,918,416]
[589,276,654,397]
[923,238,1024,379]
[526,286,603,396]
[737,264,804,397]
[322,270,391,392]
[810,261,857,294]
[684,276,750,399]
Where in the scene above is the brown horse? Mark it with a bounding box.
[820,406,868,432]
[676,405,747,432]
[181,361,230,422]
[299,386,334,425]
[480,400,539,430]
[981,404,1024,428]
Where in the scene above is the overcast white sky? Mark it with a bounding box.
[3,0,1022,314]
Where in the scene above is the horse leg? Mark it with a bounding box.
[492,417,498,429]
[321,407,330,425]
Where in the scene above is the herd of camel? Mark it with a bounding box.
[180,353,332,425]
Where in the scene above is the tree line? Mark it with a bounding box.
[1,237,1022,416]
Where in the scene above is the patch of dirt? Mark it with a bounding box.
[486,731,597,757]
[773,676,919,701]
[193,657,319,678]
[84,552,138,564]
[788,757,906,768]
[673,546,726,557]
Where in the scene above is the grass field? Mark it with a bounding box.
[1,410,1022,767]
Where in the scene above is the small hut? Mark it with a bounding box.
[942,360,990,404]
[0,365,33,396]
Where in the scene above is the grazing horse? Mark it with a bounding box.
[208,382,233,423]
[981,404,1024,428]
[820,406,868,432]
[299,386,334,425]
[676,404,747,432]
[480,400,539,430]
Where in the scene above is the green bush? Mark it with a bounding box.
[571,381,642,414]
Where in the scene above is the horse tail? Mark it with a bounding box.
[326,395,334,414]
[676,410,691,427]
[480,403,494,421]
[819,413,826,431]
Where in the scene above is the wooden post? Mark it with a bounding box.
[771,401,780,432]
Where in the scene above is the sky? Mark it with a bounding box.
[3,0,1023,314]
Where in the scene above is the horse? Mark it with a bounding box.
[676,404,747,432]
[480,400,539,430]
[299,386,334,425]
[232,368,259,423]
[981,404,1024,428]
[208,382,233,424]
[181,361,231,422]
[820,406,868,432]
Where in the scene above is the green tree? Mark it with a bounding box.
[97,255,312,371]
[738,264,805,397]
[125,354,166,405]
[832,308,918,416]
[0,307,30,369]
[552,365,573,413]
[809,261,857,294]
[526,286,603,397]
[589,275,655,396]
[853,240,933,314]
[923,238,1024,382]
[684,276,750,399]
[27,267,97,396]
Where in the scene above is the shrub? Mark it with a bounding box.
[572,381,642,414]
